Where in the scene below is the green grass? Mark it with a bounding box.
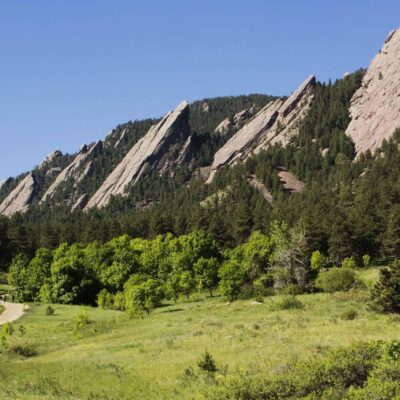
[0,305,4,315]
[0,270,397,400]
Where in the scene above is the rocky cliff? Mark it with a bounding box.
[206,75,316,183]
[346,28,400,155]
[41,141,102,203]
[0,173,35,217]
[85,101,190,210]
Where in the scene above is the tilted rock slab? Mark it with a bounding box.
[215,118,231,134]
[85,101,190,210]
[0,173,35,216]
[41,141,102,202]
[346,29,400,155]
[206,75,315,183]
[71,193,90,211]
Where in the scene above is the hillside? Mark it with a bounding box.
[1,269,400,400]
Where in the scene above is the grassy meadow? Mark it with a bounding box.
[0,268,399,399]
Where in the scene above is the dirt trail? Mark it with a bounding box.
[0,302,25,325]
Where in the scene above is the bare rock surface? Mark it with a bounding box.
[39,150,62,168]
[85,101,190,210]
[247,175,273,203]
[346,29,400,155]
[71,193,90,211]
[41,141,102,202]
[233,108,252,126]
[114,127,129,148]
[215,118,231,134]
[276,168,304,193]
[206,76,315,183]
[0,173,35,216]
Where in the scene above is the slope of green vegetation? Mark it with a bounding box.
[1,282,400,400]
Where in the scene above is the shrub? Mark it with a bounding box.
[370,260,400,314]
[8,341,37,357]
[198,351,217,372]
[316,268,357,293]
[73,313,89,331]
[2,322,14,336]
[204,342,382,399]
[342,257,357,269]
[311,250,327,271]
[45,306,55,316]
[341,309,358,320]
[362,254,371,267]
[279,284,303,295]
[273,296,304,310]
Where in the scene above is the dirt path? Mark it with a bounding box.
[0,302,25,325]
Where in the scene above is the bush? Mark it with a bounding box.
[310,250,327,271]
[279,284,303,295]
[370,260,400,314]
[198,350,217,372]
[204,342,382,399]
[73,313,89,331]
[362,254,371,267]
[316,268,357,293]
[45,306,55,316]
[273,296,304,310]
[342,257,357,269]
[341,309,358,320]
[8,341,37,357]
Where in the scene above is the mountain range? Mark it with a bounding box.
[1,28,400,233]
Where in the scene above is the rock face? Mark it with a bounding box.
[346,29,400,155]
[233,109,252,127]
[114,127,129,149]
[39,150,62,168]
[247,175,273,203]
[206,75,316,183]
[71,193,90,211]
[85,101,190,210]
[215,118,231,134]
[276,167,304,193]
[41,141,102,202]
[0,173,35,216]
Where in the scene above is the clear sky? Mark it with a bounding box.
[0,0,399,180]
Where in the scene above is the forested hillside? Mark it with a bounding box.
[4,69,398,271]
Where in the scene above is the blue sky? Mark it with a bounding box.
[0,0,399,180]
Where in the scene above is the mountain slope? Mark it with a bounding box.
[85,101,191,210]
[346,28,400,155]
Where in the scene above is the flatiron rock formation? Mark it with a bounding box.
[346,29,400,155]
[0,173,35,216]
[206,75,316,183]
[85,101,190,210]
[41,141,102,202]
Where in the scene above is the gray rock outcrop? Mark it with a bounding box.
[0,173,35,217]
[346,28,400,155]
[247,175,272,203]
[215,118,231,134]
[41,141,102,202]
[85,101,190,210]
[114,127,129,149]
[206,75,316,183]
[71,193,90,211]
[39,150,62,168]
[276,167,304,193]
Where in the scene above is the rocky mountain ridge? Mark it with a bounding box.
[1,28,400,217]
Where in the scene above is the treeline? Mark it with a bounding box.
[7,221,377,314]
